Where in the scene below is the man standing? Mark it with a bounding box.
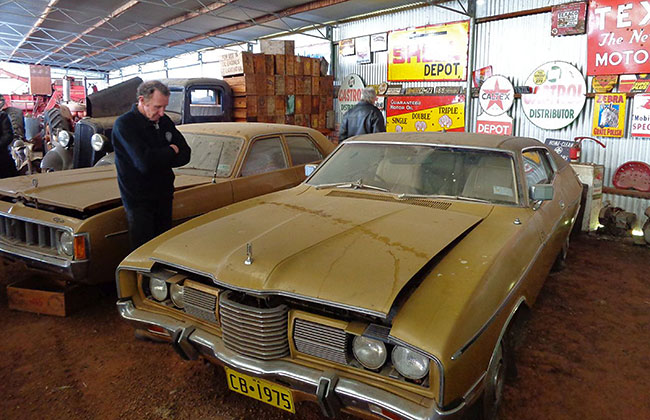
[0,95,18,179]
[112,80,191,249]
[339,87,385,142]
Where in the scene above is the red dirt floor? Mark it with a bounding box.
[0,234,648,420]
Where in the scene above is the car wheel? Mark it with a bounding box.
[482,340,507,420]
[552,235,570,272]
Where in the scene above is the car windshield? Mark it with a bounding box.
[175,133,243,178]
[167,90,183,114]
[307,142,518,205]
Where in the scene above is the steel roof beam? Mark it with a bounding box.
[8,0,60,60]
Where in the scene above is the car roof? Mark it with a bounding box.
[177,122,322,139]
[345,132,545,153]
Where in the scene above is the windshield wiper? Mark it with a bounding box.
[396,193,491,204]
[315,179,388,192]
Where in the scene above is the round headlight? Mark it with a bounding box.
[91,133,105,152]
[149,277,168,301]
[392,346,430,380]
[170,283,185,308]
[58,130,71,147]
[57,231,74,256]
[352,336,387,370]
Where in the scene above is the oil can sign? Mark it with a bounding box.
[479,75,514,116]
[521,61,586,130]
[338,74,365,115]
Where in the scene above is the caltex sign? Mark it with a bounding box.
[479,75,514,116]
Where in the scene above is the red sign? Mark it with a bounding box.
[552,2,587,36]
[587,0,650,75]
[476,113,513,136]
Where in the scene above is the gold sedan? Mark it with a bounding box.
[116,132,582,419]
[0,123,333,284]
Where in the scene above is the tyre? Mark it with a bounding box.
[481,340,509,420]
[44,107,71,138]
[552,235,570,272]
[5,106,25,141]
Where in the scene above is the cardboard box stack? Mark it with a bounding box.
[221,40,334,134]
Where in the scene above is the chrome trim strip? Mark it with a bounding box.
[451,202,580,360]
[105,229,128,239]
[0,210,75,231]
[148,258,388,319]
[117,299,476,420]
[0,240,88,279]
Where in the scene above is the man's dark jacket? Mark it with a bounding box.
[112,104,191,206]
[0,110,17,178]
[339,101,385,141]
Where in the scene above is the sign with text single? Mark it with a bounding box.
[521,61,586,130]
[587,0,650,75]
[387,21,469,82]
[631,93,650,137]
[592,93,626,137]
[476,113,513,136]
[386,95,465,132]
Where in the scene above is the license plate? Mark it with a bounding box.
[224,367,295,413]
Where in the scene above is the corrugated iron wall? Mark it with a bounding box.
[333,1,650,226]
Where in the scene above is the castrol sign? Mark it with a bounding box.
[338,74,365,115]
[521,61,586,130]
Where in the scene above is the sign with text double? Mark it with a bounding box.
[587,0,650,75]
[386,95,465,132]
[387,21,469,82]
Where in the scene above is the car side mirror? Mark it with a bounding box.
[304,164,317,177]
[529,184,554,201]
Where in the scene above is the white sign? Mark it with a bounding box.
[521,61,586,130]
[631,93,650,138]
[476,113,513,135]
[338,74,365,115]
[479,75,514,116]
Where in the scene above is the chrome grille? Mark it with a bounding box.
[0,214,60,254]
[293,318,349,365]
[219,291,289,360]
[184,285,218,323]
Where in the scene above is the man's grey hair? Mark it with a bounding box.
[360,87,377,103]
[137,80,170,100]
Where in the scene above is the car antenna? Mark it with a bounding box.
[212,142,225,184]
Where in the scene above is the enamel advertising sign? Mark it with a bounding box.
[592,93,626,137]
[338,74,365,115]
[476,113,513,136]
[386,95,465,132]
[479,75,514,116]
[521,61,586,130]
[587,0,650,75]
[631,93,650,137]
[387,21,469,82]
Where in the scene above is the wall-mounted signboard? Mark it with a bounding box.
[356,36,371,64]
[338,74,365,115]
[340,39,355,56]
[387,21,469,82]
[521,61,586,129]
[630,93,650,137]
[386,95,465,132]
[551,1,587,36]
[587,0,650,75]
[592,93,626,137]
[479,75,514,116]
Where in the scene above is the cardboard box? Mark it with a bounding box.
[7,278,99,317]
[221,52,254,77]
[260,39,295,55]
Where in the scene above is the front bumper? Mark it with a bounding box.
[117,298,481,420]
[0,239,88,280]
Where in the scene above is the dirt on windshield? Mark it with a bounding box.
[0,234,648,420]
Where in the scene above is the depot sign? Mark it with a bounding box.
[476,113,513,135]
[587,0,650,75]
[387,21,469,82]
[521,61,586,130]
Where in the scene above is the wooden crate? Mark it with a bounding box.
[285,115,295,125]
[303,95,312,114]
[319,95,328,113]
[260,39,295,55]
[302,76,312,95]
[265,96,275,115]
[265,75,275,95]
[225,75,259,95]
[295,95,304,114]
[274,54,285,75]
[257,96,268,116]
[311,76,320,96]
[265,55,275,75]
[285,55,295,75]
[295,113,306,126]
[221,51,254,77]
[303,58,312,76]
[311,114,320,129]
[253,54,266,74]
[7,278,99,317]
[319,113,326,129]
[274,96,286,116]
[275,75,285,95]
[285,76,295,95]
[295,56,304,76]
[320,76,334,95]
[311,58,321,77]
[311,95,320,113]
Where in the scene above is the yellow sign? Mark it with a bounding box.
[224,367,295,413]
[592,93,626,138]
[388,21,469,82]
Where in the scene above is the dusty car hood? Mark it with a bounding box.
[147,188,490,317]
[0,166,210,212]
